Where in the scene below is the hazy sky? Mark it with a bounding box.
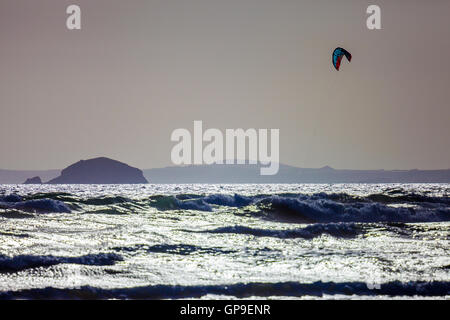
[1,0,449,170]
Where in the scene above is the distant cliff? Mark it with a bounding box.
[47,157,148,184]
[23,176,42,184]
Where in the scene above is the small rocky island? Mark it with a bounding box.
[47,157,148,184]
[23,176,43,184]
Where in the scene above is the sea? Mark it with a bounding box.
[0,183,448,299]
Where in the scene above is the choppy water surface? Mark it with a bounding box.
[0,184,448,299]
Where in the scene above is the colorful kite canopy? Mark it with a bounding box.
[332,47,352,71]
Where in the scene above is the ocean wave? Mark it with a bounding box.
[23,192,74,201]
[201,223,363,239]
[0,209,35,219]
[0,198,71,213]
[304,192,450,205]
[147,195,179,210]
[177,199,213,212]
[203,194,254,207]
[257,196,449,223]
[1,191,448,222]
[147,195,213,212]
[0,253,123,272]
[113,244,235,256]
[144,193,449,223]
[13,199,71,213]
[365,193,450,205]
[79,196,131,206]
[0,281,448,299]
[0,194,23,202]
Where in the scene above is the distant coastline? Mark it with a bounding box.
[1,160,449,184]
[143,164,450,184]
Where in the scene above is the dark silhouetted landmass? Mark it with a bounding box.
[47,157,148,184]
[143,164,450,184]
[23,176,42,184]
[1,162,449,184]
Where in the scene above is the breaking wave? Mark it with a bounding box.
[257,196,449,223]
[0,253,123,272]
[0,198,71,213]
[113,244,235,256]
[143,192,449,223]
[0,281,448,299]
[0,191,448,222]
[201,223,363,239]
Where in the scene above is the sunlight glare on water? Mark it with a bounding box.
[0,184,448,299]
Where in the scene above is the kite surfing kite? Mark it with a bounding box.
[332,47,352,71]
